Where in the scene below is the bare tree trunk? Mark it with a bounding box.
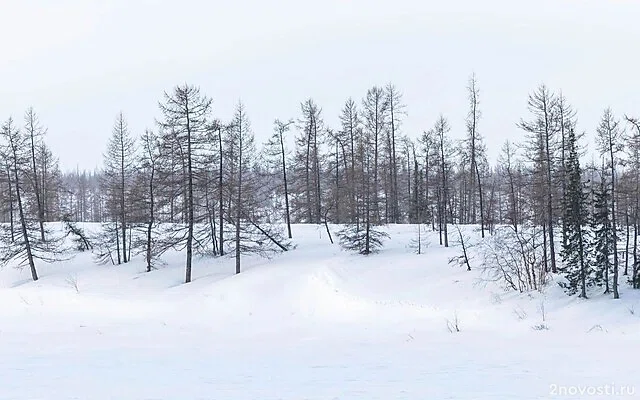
[610,145,620,299]
[389,99,399,224]
[476,163,485,238]
[634,202,639,289]
[373,104,380,224]
[26,110,46,241]
[218,126,225,256]
[185,104,194,284]
[625,206,630,276]
[235,148,242,275]
[14,167,38,281]
[365,144,371,254]
[349,117,357,224]
[305,126,312,222]
[438,190,443,246]
[6,166,15,243]
[279,127,292,238]
[545,138,557,273]
[146,167,155,272]
[120,135,127,264]
[542,222,549,273]
[440,135,449,248]
[313,115,322,224]
[115,219,121,265]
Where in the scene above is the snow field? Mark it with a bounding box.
[0,224,638,399]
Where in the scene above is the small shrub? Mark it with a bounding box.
[446,312,461,333]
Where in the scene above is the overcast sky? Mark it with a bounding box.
[2,0,639,171]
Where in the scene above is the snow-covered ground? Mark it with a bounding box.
[1,224,638,399]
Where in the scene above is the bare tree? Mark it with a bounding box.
[433,115,453,247]
[519,84,559,273]
[0,118,38,280]
[0,118,63,279]
[158,84,212,283]
[596,108,624,299]
[498,140,521,231]
[264,118,295,238]
[624,116,640,288]
[385,83,405,223]
[139,129,161,272]
[23,108,47,241]
[462,74,487,236]
[226,102,289,272]
[362,87,388,224]
[293,99,324,223]
[338,98,361,224]
[102,112,136,264]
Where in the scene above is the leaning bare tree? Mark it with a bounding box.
[0,118,64,280]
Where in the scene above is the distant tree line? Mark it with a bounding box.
[1,78,639,296]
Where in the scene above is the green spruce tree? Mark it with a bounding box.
[560,128,590,297]
[590,169,614,293]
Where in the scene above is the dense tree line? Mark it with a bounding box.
[2,79,639,296]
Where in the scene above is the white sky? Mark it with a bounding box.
[1,0,639,171]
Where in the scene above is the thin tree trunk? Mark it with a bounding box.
[610,146,619,299]
[27,115,45,242]
[390,100,398,224]
[235,119,243,275]
[13,164,38,281]
[314,116,322,224]
[334,141,340,223]
[146,166,155,272]
[365,149,371,254]
[305,123,312,223]
[542,223,548,273]
[438,190,443,246]
[218,127,225,256]
[545,149,557,273]
[634,204,639,289]
[476,163,485,238]
[561,120,568,248]
[280,129,292,238]
[6,167,15,243]
[120,118,128,264]
[373,105,380,224]
[440,136,448,247]
[625,207,630,276]
[115,219,121,264]
[185,102,194,284]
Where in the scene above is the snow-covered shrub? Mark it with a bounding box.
[476,225,547,292]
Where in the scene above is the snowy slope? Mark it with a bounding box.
[0,224,638,399]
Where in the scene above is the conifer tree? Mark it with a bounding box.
[590,171,614,293]
[560,128,590,297]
